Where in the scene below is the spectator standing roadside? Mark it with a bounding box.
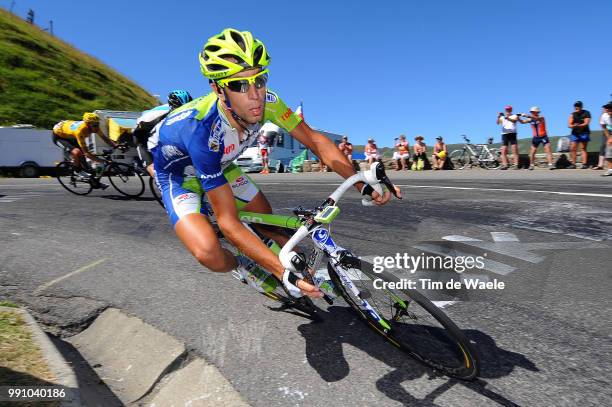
[393,135,410,170]
[365,138,380,166]
[567,101,591,169]
[257,131,271,174]
[600,102,612,176]
[338,135,354,163]
[496,105,528,170]
[412,135,427,171]
[432,136,447,170]
[524,106,555,170]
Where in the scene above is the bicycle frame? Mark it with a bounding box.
[235,164,395,332]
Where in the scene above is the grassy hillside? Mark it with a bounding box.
[0,9,157,129]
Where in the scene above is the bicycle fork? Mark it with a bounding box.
[311,227,392,332]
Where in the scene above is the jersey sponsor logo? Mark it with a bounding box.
[69,121,82,131]
[209,118,223,152]
[200,170,223,180]
[232,175,248,188]
[161,145,184,160]
[172,192,197,206]
[165,110,193,126]
[281,108,293,122]
[265,92,277,103]
[224,144,235,154]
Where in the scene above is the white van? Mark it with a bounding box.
[234,122,344,173]
[0,125,62,177]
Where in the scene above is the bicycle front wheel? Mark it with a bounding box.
[328,260,479,380]
[55,161,93,196]
[107,163,145,197]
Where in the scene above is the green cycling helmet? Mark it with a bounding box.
[199,28,270,80]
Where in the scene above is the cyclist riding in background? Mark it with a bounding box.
[132,90,193,177]
[52,112,120,178]
[154,28,399,298]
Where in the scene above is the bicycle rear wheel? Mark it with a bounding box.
[107,163,145,197]
[449,150,470,170]
[55,161,92,196]
[328,259,479,380]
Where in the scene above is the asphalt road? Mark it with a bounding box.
[1,170,611,406]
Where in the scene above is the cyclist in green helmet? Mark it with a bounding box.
[154,28,400,298]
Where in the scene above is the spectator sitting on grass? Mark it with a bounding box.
[412,135,427,171]
[393,135,410,170]
[567,100,591,169]
[432,136,447,170]
[600,102,612,177]
[365,138,380,166]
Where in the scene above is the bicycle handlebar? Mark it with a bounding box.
[280,162,400,271]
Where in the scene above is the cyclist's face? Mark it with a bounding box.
[220,68,266,124]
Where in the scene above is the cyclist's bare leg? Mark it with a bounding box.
[146,163,155,177]
[71,148,84,169]
[529,145,537,166]
[242,191,290,247]
[175,213,237,272]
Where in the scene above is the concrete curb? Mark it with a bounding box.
[0,306,82,407]
[67,308,249,406]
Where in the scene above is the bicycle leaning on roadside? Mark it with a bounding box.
[216,162,480,380]
[449,135,500,170]
[55,147,145,197]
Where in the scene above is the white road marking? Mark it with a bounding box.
[433,301,458,308]
[33,258,108,295]
[0,183,59,188]
[441,235,481,242]
[254,181,612,198]
[395,184,612,198]
[491,232,519,242]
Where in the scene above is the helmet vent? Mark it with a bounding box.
[253,45,263,62]
[206,45,221,52]
[230,31,246,51]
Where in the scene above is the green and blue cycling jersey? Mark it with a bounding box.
[154,89,302,226]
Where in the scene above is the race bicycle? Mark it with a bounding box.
[449,135,500,170]
[55,148,145,197]
[215,162,480,380]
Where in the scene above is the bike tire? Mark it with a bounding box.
[149,175,164,207]
[55,161,93,196]
[483,148,501,169]
[107,163,145,197]
[449,150,470,170]
[328,259,479,380]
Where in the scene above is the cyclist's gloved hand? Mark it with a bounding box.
[282,270,323,298]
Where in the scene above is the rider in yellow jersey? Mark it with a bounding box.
[52,112,120,172]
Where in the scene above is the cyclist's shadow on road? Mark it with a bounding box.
[298,305,537,407]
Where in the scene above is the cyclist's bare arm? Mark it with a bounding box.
[75,135,99,162]
[290,121,400,204]
[207,183,322,297]
[96,129,119,149]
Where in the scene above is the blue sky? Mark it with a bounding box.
[3,0,611,145]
